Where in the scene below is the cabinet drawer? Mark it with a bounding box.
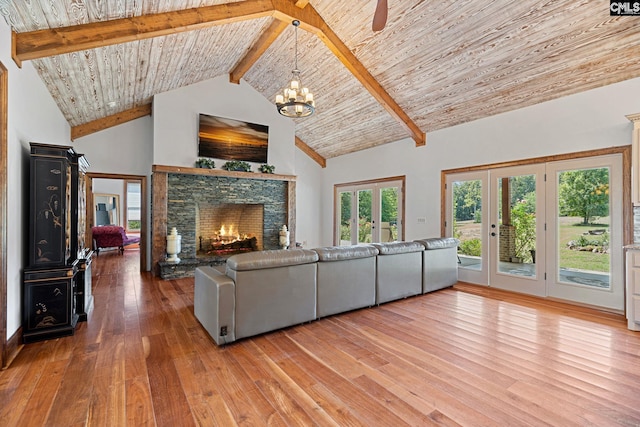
[634,296,640,323]
[630,250,640,268]
[633,269,640,295]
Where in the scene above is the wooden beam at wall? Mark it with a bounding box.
[71,103,152,140]
[230,19,289,84]
[151,171,168,277]
[0,62,8,369]
[295,0,310,7]
[13,0,426,146]
[295,136,326,168]
[12,1,276,63]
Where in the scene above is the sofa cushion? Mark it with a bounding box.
[415,237,459,250]
[313,245,378,261]
[226,248,318,271]
[372,241,424,255]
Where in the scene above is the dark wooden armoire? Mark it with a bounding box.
[23,143,92,343]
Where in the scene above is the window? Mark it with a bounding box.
[125,180,141,232]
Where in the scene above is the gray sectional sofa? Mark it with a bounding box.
[195,237,459,345]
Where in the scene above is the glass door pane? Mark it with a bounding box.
[357,189,372,244]
[557,167,610,289]
[497,174,537,277]
[546,155,623,311]
[452,179,483,271]
[380,186,399,242]
[339,191,353,246]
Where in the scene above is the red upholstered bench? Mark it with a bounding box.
[91,225,140,255]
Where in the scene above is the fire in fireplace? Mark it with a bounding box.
[196,203,263,257]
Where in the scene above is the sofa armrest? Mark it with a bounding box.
[194,266,236,345]
[414,238,460,293]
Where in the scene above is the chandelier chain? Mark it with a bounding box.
[294,20,299,71]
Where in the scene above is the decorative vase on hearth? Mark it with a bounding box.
[166,227,182,263]
[279,225,290,250]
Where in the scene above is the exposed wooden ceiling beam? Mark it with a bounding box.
[13,0,425,146]
[230,19,289,84]
[295,136,326,168]
[12,1,276,64]
[295,0,311,7]
[272,1,426,146]
[71,104,152,140]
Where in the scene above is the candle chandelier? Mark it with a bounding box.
[275,20,315,118]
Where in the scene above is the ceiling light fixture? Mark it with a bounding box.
[275,20,315,118]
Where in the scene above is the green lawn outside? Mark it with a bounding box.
[558,216,609,273]
[456,216,610,273]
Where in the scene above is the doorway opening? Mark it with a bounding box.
[87,173,148,272]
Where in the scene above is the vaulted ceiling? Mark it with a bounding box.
[1,0,639,164]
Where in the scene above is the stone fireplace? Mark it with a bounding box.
[152,165,296,278]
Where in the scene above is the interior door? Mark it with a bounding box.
[489,165,546,297]
[545,155,624,310]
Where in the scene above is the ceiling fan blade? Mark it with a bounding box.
[372,0,388,32]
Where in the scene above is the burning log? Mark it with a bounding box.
[206,236,258,255]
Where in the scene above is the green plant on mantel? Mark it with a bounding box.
[195,158,215,169]
[258,164,275,174]
[222,160,252,172]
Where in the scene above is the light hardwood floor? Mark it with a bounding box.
[2,247,640,426]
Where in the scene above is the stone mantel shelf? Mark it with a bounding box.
[152,164,296,182]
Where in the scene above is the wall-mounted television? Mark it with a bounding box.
[198,114,269,163]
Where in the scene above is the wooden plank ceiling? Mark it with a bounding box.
[1,0,639,161]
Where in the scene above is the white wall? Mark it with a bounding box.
[1,20,72,340]
[73,117,154,269]
[73,116,153,176]
[320,77,640,246]
[294,146,324,249]
[153,76,296,174]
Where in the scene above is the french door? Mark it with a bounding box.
[445,154,624,310]
[545,155,623,309]
[336,178,404,245]
[445,171,488,284]
[489,165,546,297]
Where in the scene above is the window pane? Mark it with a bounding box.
[126,182,141,231]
